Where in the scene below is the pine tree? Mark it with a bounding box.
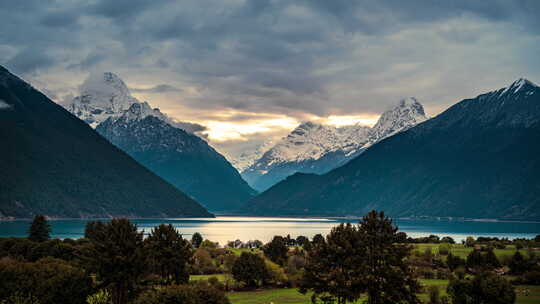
[28,214,51,242]
[85,218,146,304]
[300,211,421,304]
[144,224,193,284]
[191,232,203,248]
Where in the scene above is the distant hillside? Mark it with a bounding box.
[0,66,212,219]
[244,79,540,220]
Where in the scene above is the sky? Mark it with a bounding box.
[1,0,539,158]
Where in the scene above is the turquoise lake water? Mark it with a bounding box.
[0,216,538,245]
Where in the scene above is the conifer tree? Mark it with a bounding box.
[191,232,203,248]
[85,218,146,304]
[300,210,420,304]
[28,214,51,242]
[145,224,193,284]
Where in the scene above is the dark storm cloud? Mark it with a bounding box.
[40,10,80,28]
[131,84,183,93]
[5,48,57,75]
[0,0,539,118]
[174,121,207,133]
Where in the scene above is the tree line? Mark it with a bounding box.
[1,212,539,304]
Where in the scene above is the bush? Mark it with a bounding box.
[134,283,229,304]
[262,236,289,266]
[231,252,269,288]
[446,253,465,272]
[265,259,288,286]
[0,293,41,304]
[0,258,92,304]
[426,286,440,304]
[447,272,515,304]
[436,270,451,280]
[86,290,111,304]
[192,248,219,274]
[438,244,450,255]
[513,271,540,285]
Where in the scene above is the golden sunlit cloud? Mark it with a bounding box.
[202,114,299,142]
[198,110,381,142]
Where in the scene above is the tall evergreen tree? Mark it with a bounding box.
[28,215,51,242]
[300,210,420,304]
[144,224,193,284]
[85,219,146,304]
[191,232,203,249]
[84,220,105,239]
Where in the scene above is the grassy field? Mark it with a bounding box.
[413,243,522,259]
[226,282,540,304]
[193,244,538,303]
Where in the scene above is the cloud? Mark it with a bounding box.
[131,84,182,93]
[0,0,539,157]
[173,121,207,136]
[5,48,57,75]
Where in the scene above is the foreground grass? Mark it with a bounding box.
[224,280,540,304]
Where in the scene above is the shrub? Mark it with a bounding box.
[262,236,289,266]
[0,258,92,304]
[438,244,450,256]
[265,259,288,286]
[436,270,451,280]
[134,283,230,304]
[0,293,41,304]
[231,252,269,288]
[426,286,440,304]
[192,248,219,274]
[446,253,465,272]
[513,271,540,285]
[86,290,111,304]
[447,272,515,304]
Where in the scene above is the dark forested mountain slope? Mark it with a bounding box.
[0,66,212,219]
[96,102,256,211]
[244,79,540,220]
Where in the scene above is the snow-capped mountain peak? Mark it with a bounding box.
[369,97,427,141]
[121,102,168,123]
[65,72,139,128]
[242,98,428,191]
[500,78,538,96]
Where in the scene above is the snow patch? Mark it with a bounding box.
[0,99,12,110]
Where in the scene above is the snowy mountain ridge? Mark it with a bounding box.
[241,98,428,191]
[65,72,139,128]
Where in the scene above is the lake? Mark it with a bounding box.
[0,216,538,245]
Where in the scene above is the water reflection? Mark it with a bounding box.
[0,216,538,245]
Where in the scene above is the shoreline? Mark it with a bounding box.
[2,214,540,224]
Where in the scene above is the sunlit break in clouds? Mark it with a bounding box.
[1,0,539,157]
